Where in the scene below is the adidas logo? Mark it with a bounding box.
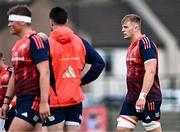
[21,112,28,117]
[79,115,82,121]
[145,116,151,120]
[62,66,77,78]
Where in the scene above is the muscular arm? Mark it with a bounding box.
[141,60,157,96]
[36,60,49,105]
[30,35,50,120]
[136,38,158,112]
[36,60,50,120]
[30,34,50,101]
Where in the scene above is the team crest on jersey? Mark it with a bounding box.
[1,74,8,80]
[33,115,39,122]
[48,115,55,121]
[16,43,28,51]
[155,112,160,117]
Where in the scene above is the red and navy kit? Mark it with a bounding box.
[11,31,49,97]
[120,101,161,123]
[0,66,12,106]
[125,35,162,104]
[48,26,105,107]
[11,31,49,126]
[119,35,162,123]
[44,26,104,126]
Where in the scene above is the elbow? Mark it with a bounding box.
[46,69,50,76]
[41,69,50,78]
[101,59,105,69]
[102,61,105,69]
[99,61,105,72]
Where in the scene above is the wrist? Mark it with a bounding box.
[4,95,13,100]
[40,98,48,104]
[3,102,10,106]
[139,92,147,100]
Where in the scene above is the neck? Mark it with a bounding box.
[52,24,65,30]
[131,32,142,43]
[18,26,33,38]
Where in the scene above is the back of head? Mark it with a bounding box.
[121,14,141,26]
[49,7,68,25]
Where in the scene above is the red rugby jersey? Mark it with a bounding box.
[11,31,49,97]
[48,26,86,107]
[125,35,161,104]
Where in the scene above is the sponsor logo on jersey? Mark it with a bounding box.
[145,116,151,120]
[0,85,8,88]
[62,66,77,78]
[12,57,25,61]
[155,112,160,117]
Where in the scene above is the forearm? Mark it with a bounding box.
[39,71,49,103]
[36,60,50,103]
[81,61,105,85]
[4,73,15,104]
[140,71,155,98]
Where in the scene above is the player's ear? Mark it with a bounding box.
[2,57,5,62]
[134,24,138,29]
[49,19,53,26]
[49,19,53,31]
[134,23,140,31]
[66,19,69,25]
